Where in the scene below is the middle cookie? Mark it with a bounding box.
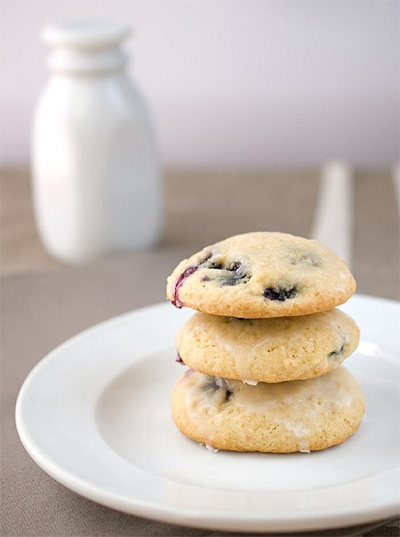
[176,309,360,383]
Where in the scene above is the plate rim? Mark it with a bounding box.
[15,294,400,532]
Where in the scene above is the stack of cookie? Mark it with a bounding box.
[166,232,365,453]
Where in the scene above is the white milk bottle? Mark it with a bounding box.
[32,20,161,263]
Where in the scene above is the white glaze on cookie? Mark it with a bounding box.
[176,309,360,383]
[171,367,365,453]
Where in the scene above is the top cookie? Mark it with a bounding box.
[166,232,356,318]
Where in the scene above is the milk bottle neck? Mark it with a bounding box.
[42,20,130,75]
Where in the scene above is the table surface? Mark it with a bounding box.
[1,168,399,537]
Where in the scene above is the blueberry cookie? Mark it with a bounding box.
[166,232,356,318]
[176,309,360,383]
[171,367,365,453]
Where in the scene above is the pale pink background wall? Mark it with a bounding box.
[1,0,399,168]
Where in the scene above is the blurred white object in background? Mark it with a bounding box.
[32,20,161,263]
[311,161,353,268]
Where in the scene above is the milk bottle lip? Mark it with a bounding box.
[42,20,131,50]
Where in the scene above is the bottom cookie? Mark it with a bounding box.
[171,367,365,453]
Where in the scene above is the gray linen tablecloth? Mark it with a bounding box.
[1,170,399,536]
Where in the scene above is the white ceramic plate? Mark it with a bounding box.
[16,294,400,533]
